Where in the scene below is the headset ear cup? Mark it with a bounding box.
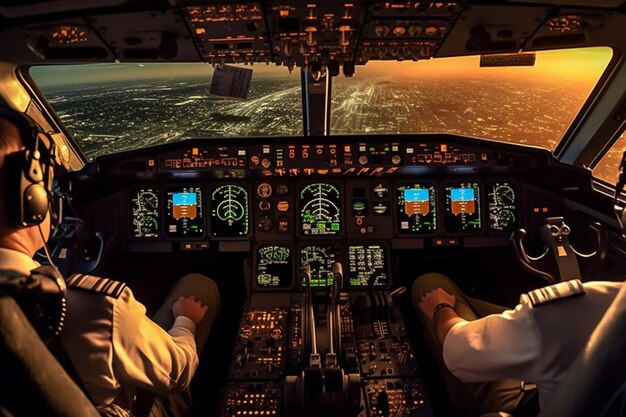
[23,183,49,226]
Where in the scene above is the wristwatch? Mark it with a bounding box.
[433,302,454,319]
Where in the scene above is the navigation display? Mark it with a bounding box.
[488,182,518,231]
[348,244,388,287]
[299,183,341,236]
[130,188,160,238]
[166,187,203,237]
[256,245,292,288]
[299,244,339,287]
[396,183,437,233]
[444,183,481,232]
[210,184,249,237]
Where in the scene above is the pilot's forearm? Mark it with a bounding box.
[434,308,466,346]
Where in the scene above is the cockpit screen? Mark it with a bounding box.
[130,188,160,238]
[396,184,437,233]
[299,183,341,236]
[299,244,338,287]
[256,245,292,288]
[348,244,388,288]
[210,185,249,237]
[166,187,203,237]
[488,182,518,231]
[444,183,481,232]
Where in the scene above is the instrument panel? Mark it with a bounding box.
[253,242,390,290]
[120,137,537,292]
[130,179,519,241]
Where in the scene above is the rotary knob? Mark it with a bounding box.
[257,215,274,232]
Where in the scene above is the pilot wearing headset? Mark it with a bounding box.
[0,106,220,417]
[413,271,622,417]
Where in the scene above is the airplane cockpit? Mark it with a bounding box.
[1,1,626,417]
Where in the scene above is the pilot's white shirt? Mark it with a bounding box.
[443,280,622,410]
[0,247,198,409]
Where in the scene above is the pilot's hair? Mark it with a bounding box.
[0,115,23,152]
[0,117,23,224]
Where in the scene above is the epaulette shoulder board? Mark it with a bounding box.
[526,279,586,308]
[66,274,126,299]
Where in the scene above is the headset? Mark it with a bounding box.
[0,105,69,341]
[0,105,62,228]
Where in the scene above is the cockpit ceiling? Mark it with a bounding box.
[0,1,625,68]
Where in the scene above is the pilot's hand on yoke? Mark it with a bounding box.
[419,288,456,322]
[172,296,208,326]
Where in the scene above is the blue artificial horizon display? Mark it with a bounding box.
[404,188,429,202]
[450,188,475,201]
[173,192,197,206]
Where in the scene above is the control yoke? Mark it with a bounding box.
[511,216,607,283]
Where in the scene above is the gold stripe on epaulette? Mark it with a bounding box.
[527,279,586,307]
[67,273,126,299]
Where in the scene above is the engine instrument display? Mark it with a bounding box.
[299,183,341,236]
[299,244,339,287]
[348,244,388,287]
[166,187,204,237]
[210,184,249,237]
[396,184,437,234]
[256,245,292,288]
[444,183,481,232]
[130,188,160,238]
[488,182,518,231]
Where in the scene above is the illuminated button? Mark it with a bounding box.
[258,200,271,211]
[440,144,447,152]
[373,184,388,198]
[278,217,289,232]
[275,183,289,195]
[373,202,390,216]
[276,200,290,212]
[358,155,369,165]
[257,215,273,232]
[257,183,272,198]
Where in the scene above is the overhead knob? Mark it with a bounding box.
[358,155,368,165]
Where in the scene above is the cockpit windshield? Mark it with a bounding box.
[30,64,303,160]
[30,46,612,161]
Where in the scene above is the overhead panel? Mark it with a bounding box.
[184,3,269,65]
[358,1,463,62]
[436,5,550,57]
[88,9,200,61]
[265,2,366,75]
[525,8,618,50]
[21,18,113,61]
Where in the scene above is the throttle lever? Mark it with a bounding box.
[511,217,608,283]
